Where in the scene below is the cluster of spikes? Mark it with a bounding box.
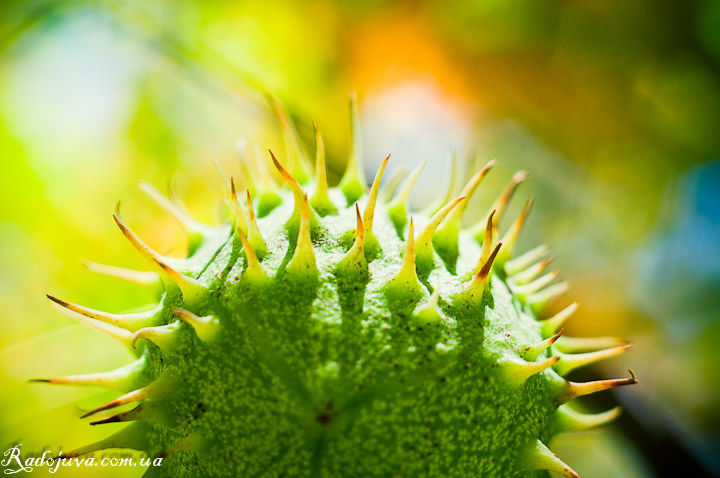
[35,92,636,478]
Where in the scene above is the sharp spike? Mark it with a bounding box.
[385,218,421,299]
[363,154,390,235]
[554,345,632,377]
[415,195,466,274]
[463,243,503,307]
[438,159,495,232]
[310,123,337,216]
[46,294,159,332]
[229,178,249,235]
[158,431,205,458]
[501,356,560,388]
[80,375,173,419]
[335,204,368,276]
[414,287,443,325]
[286,194,317,278]
[245,190,268,259]
[211,158,233,199]
[518,439,580,478]
[83,260,160,288]
[113,207,206,303]
[361,153,390,256]
[269,150,318,231]
[338,91,366,204]
[235,140,260,196]
[130,321,183,351]
[58,422,152,459]
[168,177,193,218]
[471,210,496,277]
[387,161,426,238]
[495,197,534,267]
[425,152,457,216]
[552,404,623,434]
[555,335,629,353]
[266,93,312,184]
[235,224,268,283]
[379,167,408,204]
[139,181,211,236]
[512,270,560,298]
[523,329,564,361]
[504,244,550,275]
[30,357,149,393]
[508,256,554,286]
[559,369,638,403]
[540,301,579,337]
[528,282,570,316]
[90,404,150,426]
[490,170,528,227]
[174,309,220,343]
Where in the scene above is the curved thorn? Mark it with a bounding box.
[391,161,426,207]
[508,256,554,285]
[57,422,152,459]
[513,270,560,298]
[415,286,443,324]
[505,244,550,275]
[363,153,390,238]
[523,328,564,361]
[425,152,457,215]
[386,218,421,298]
[338,90,366,204]
[502,356,560,388]
[555,335,629,353]
[496,197,534,267]
[387,161,425,238]
[266,93,312,183]
[540,301,579,337]
[336,204,367,275]
[83,260,160,287]
[472,210,496,276]
[559,369,638,403]
[443,159,496,227]
[245,190,268,258]
[310,123,337,215]
[415,195,466,272]
[112,207,206,302]
[90,404,149,426]
[139,181,210,236]
[29,357,148,393]
[286,194,317,278]
[529,282,570,315]
[518,439,580,478]
[236,224,268,283]
[489,170,528,227]
[554,344,632,377]
[130,321,183,351]
[211,158,232,200]
[229,178,249,236]
[46,294,159,332]
[379,167,408,204]
[464,242,503,305]
[80,377,173,419]
[553,404,623,434]
[174,309,220,343]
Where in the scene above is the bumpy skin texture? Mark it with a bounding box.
[40,96,636,478]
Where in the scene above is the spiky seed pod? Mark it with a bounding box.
[38,94,636,478]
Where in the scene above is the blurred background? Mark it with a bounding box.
[1,0,719,476]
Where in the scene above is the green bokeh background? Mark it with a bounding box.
[1,1,719,476]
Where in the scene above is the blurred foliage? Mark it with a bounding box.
[1,0,719,476]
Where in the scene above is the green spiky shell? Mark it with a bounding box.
[38,94,636,478]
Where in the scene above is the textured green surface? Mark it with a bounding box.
[36,101,636,478]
